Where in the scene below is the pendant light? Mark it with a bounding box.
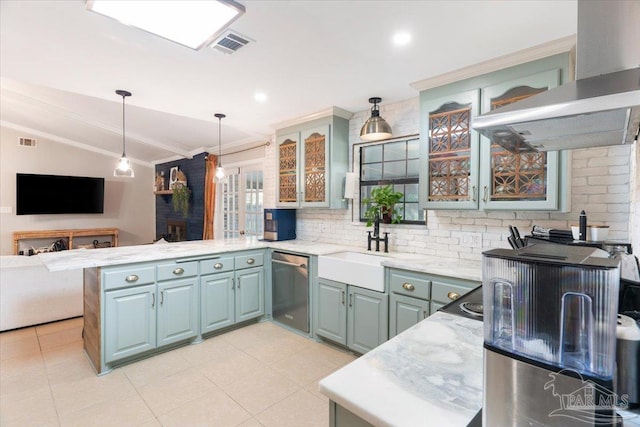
[214,113,226,182]
[114,90,134,177]
[360,97,392,141]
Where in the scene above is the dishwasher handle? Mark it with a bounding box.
[272,259,307,269]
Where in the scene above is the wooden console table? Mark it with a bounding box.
[13,228,119,254]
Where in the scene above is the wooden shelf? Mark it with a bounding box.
[154,190,173,195]
[13,228,119,254]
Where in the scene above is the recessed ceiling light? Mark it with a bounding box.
[254,92,268,103]
[86,0,245,50]
[393,32,411,46]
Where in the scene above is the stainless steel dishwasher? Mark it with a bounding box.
[272,251,309,333]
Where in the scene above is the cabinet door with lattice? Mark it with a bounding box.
[420,89,481,210]
[300,125,330,207]
[479,69,564,210]
[276,132,300,206]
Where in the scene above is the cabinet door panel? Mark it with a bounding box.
[480,69,562,210]
[390,294,429,338]
[348,287,388,354]
[200,272,235,334]
[236,267,264,323]
[157,278,198,347]
[316,279,347,345]
[420,89,481,210]
[300,125,330,207]
[276,132,300,206]
[105,285,156,363]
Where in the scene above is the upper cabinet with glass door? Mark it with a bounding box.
[419,54,571,211]
[275,110,351,209]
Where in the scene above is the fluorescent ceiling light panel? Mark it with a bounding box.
[87,0,245,50]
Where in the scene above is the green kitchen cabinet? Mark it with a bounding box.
[317,278,388,354]
[419,54,571,211]
[275,110,351,209]
[200,251,265,335]
[388,268,431,337]
[104,261,199,363]
[430,278,479,315]
[104,284,156,363]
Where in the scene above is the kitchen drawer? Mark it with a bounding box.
[157,260,198,281]
[103,265,155,290]
[235,252,264,270]
[200,256,235,275]
[431,280,475,304]
[389,270,430,300]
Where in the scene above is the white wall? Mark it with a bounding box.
[0,126,156,254]
[265,97,638,262]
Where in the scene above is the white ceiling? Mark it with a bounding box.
[0,0,578,166]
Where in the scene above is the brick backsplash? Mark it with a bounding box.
[267,97,637,261]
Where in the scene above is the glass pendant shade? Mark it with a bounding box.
[360,97,392,141]
[114,90,134,177]
[214,113,226,183]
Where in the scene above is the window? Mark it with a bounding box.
[359,136,422,224]
[221,165,263,238]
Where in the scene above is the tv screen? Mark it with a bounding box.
[16,173,105,215]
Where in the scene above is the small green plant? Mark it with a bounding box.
[362,184,404,226]
[171,182,191,218]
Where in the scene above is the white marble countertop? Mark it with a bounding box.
[36,238,482,282]
[319,311,484,426]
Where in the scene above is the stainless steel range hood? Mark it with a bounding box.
[473,1,640,152]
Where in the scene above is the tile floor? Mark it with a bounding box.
[0,317,358,426]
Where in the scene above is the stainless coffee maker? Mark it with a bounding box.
[483,244,621,427]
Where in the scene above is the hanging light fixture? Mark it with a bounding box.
[360,97,392,141]
[214,113,226,182]
[114,90,134,178]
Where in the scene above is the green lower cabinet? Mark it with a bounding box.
[200,266,265,335]
[389,294,429,337]
[105,284,156,363]
[104,278,199,364]
[317,278,388,354]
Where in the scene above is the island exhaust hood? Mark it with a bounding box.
[473,1,640,152]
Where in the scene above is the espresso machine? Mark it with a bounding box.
[482,244,621,426]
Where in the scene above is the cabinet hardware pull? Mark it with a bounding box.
[423,310,428,319]
[214,263,223,269]
[231,279,234,290]
[237,278,241,289]
[125,274,139,283]
[246,258,255,265]
[173,267,184,275]
[151,293,155,308]
[402,283,415,291]
[483,186,488,203]
[472,186,477,202]
[349,293,353,308]
[447,292,460,300]
[160,291,164,306]
[341,291,345,305]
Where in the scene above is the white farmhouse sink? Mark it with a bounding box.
[317,251,387,292]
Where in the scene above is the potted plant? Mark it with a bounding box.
[362,184,404,226]
[171,182,191,218]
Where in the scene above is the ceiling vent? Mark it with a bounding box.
[210,30,252,54]
[19,137,37,147]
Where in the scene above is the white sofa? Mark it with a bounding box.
[0,256,83,331]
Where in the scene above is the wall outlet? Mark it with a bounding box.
[319,223,327,234]
[462,232,482,248]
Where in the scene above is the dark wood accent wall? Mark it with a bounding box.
[155,152,207,241]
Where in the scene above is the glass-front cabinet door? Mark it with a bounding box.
[300,125,330,206]
[479,69,563,210]
[276,132,300,206]
[420,89,481,210]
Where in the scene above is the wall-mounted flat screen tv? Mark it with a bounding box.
[16,173,105,215]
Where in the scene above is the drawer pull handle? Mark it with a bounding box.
[341,291,345,305]
[447,292,460,300]
[402,283,415,291]
[246,258,255,265]
[214,263,223,269]
[173,268,184,275]
[125,274,139,283]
